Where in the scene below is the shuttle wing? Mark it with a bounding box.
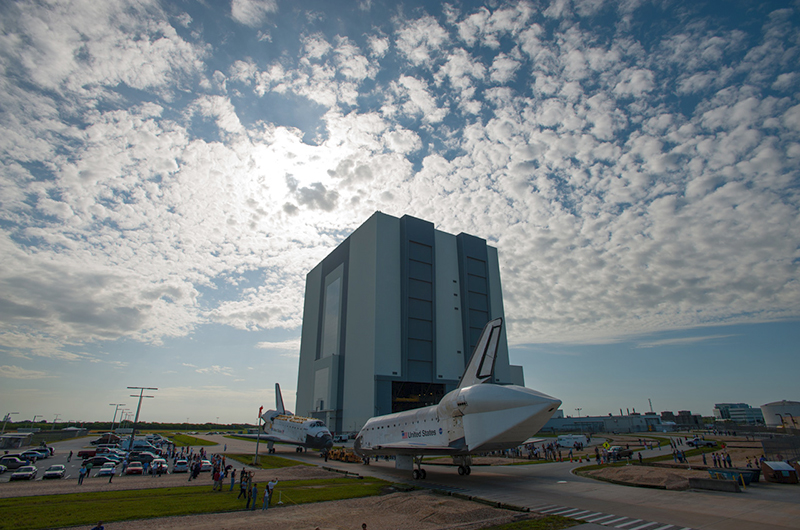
[458,317,503,389]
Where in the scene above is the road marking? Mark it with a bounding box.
[550,508,582,516]
[651,526,674,530]
[601,516,629,525]
[539,506,570,513]
[615,519,643,528]
[574,512,604,520]
[629,522,659,530]
[530,504,559,511]
[569,510,592,518]
[585,514,617,523]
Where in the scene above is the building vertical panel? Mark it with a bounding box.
[400,215,436,384]
[456,233,491,362]
[342,213,380,430]
[434,231,464,384]
[296,264,323,417]
[487,246,511,384]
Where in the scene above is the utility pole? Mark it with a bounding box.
[127,386,157,451]
[51,414,61,430]
[2,412,18,434]
[31,415,42,430]
[110,403,125,432]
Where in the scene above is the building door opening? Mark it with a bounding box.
[391,382,446,413]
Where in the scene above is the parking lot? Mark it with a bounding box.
[0,434,216,485]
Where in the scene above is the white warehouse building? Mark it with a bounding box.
[761,400,800,429]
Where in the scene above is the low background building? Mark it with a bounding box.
[714,403,765,425]
[543,410,663,434]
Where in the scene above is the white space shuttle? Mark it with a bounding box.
[354,318,561,478]
[257,384,334,453]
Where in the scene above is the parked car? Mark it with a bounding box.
[199,460,212,472]
[124,461,144,475]
[43,464,66,479]
[96,463,117,477]
[20,449,47,462]
[82,456,119,467]
[0,456,27,470]
[150,458,169,474]
[128,451,158,463]
[686,438,716,448]
[77,449,96,459]
[10,465,38,481]
[172,459,188,473]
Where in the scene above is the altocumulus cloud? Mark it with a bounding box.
[0,0,797,369]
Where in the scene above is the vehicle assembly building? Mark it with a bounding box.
[295,212,524,434]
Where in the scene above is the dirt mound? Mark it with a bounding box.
[585,465,708,490]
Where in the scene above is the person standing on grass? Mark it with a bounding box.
[245,482,254,509]
[230,468,236,491]
[263,478,278,510]
[250,482,258,511]
[238,473,248,499]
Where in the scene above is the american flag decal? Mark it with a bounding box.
[401,431,407,439]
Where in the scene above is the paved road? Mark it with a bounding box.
[282,442,799,530]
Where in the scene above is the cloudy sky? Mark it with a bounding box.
[1,0,798,426]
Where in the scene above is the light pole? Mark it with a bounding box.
[110,403,125,432]
[575,408,583,434]
[2,412,19,434]
[127,386,158,451]
[51,414,61,430]
[254,406,263,466]
[31,415,43,430]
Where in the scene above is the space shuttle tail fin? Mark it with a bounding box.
[275,383,286,414]
[457,317,503,389]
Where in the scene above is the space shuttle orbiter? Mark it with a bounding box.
[354,318,561,478]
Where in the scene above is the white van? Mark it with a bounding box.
[557,434,588,448]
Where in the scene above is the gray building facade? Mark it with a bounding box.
[295,212,523,434]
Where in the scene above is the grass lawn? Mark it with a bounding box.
[169,433,218,447]
[0,477,389,530]
[226,453,313,469]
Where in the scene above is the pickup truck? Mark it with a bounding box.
[686,438,716,448]
[608,446,634,460]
